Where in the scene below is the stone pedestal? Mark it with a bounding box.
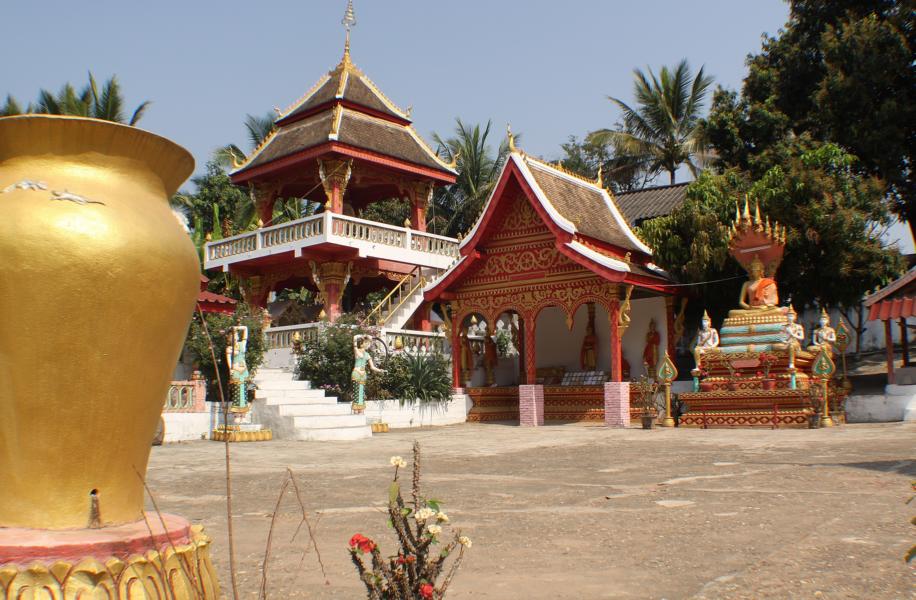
[0,514,220,598]
[604,382,630,428]
[519,384,544,427]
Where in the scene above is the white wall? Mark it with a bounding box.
[364,394,472,428]
[622,297,668,379]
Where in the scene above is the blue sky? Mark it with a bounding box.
[4,0,791,182]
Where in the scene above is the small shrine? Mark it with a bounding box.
[424,135,679,425]
[204,2,458,330]
[679,200,847,427]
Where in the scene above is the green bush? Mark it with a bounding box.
[296,321,371,403]
[183,303,266,402]
[370,353,453,405]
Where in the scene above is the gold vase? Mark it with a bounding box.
[0,115,200,529]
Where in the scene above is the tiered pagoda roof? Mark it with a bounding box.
[231,46,456,184]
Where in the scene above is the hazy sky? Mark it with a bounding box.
[4,1,792,182]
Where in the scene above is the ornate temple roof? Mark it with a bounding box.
[425,146,671,301]
[614,182,689,227]
[231,46,456,182]
[461,150,653,256]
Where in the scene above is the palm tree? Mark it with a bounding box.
[35,73,151,125]
[215,112,276,168]
[590,60,713,184]
[431,119,512,237]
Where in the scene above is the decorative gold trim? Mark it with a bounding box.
[210,428,273,442]
[0,525,220,599]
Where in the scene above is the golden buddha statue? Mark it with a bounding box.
[729,255,782,318]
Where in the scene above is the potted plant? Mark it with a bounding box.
[728,369,742,391]
[631,377,658,429]
[758,353,777,390]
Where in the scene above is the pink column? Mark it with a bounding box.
[518,384,544,427]
[604,381,630,428]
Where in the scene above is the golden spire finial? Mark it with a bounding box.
[447,149,460,170]
[596,164,604,188]
[754,201,761,225]
[341,0,357,62]
[742,195,751,220]
[507,123,518,153]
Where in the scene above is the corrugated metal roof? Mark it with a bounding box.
[615,183,689,226]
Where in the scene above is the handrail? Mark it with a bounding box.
[381,274,427,327]
[361,266,420,326]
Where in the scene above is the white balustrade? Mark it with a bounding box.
[264,323,447,354]
[261,215,323,248]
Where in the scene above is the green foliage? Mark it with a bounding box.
[640,143,905,315]
[370,353,453,405]
[590,60,713,184]
[183,304,266,401]
[360,197,411,227]
[215,111,277,168]
[431,119,511,237]
[4,72,150,125]
[296,322,370,403]
[558,135,651,193]
[705,0,916,234]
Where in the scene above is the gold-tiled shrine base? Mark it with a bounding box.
[466,386,651,423]
[211,427,273,442]
[679,388,818,428]
[0,523,220,599]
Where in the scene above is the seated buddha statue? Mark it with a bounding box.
[807,308,836,356]
[728,255,783,318]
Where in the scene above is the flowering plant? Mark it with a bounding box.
[758,352,778,378]
[349,442,471,599]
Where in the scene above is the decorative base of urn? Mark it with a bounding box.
[211,425,273,442]
[0,514,220,599]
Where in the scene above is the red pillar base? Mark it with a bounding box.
[519,384,544,427]
[604,381,630,428]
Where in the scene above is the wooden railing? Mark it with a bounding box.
[265,323,447,354]
[205,213,459,263]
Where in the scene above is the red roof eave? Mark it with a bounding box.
[867,296,916,321]
[231,141,456,186]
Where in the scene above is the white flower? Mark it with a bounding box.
[435,512,449,523]
[414,508,435,521]
[427,525,442,536]
[390,456,407,468]
[458,536,472,548]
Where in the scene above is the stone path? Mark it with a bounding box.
[146,423,916,599]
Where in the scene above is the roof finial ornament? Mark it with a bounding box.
[341,0,357,62]
[507,123,518,153]
[596,164,604,188]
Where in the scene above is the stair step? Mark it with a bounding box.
[292,414,368,428]
[262,394,339,405]
[278,403,353,416]
[255,380,313,391]
[294,425,373,441]
[256,388,326,399]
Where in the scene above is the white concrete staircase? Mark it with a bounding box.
[251,368,372,441]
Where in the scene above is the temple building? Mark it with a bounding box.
[204,31,458,329]
[424,136,679,424]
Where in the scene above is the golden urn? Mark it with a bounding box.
[0,115,200,528]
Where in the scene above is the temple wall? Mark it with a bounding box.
[535,304,612,372]
[622,297,668,379]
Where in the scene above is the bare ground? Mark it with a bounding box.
[146,423,916,599]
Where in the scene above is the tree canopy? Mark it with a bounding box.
[590,60,713,185]
[704,0,915,236]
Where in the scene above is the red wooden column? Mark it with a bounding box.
[450,323,462,390]
[523,312,537,384]
[413,303,432,332]
[410,181,432,233]
[665,295,677,358]
[319,158,352,215]
[609,299,622,382]
[885,319,896,384]
[900,318,910,367]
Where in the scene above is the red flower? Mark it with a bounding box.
[396,554,417,565]
[348,533,376,554]
[419,583,435,599]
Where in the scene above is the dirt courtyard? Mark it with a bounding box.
[147,423,915,599]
